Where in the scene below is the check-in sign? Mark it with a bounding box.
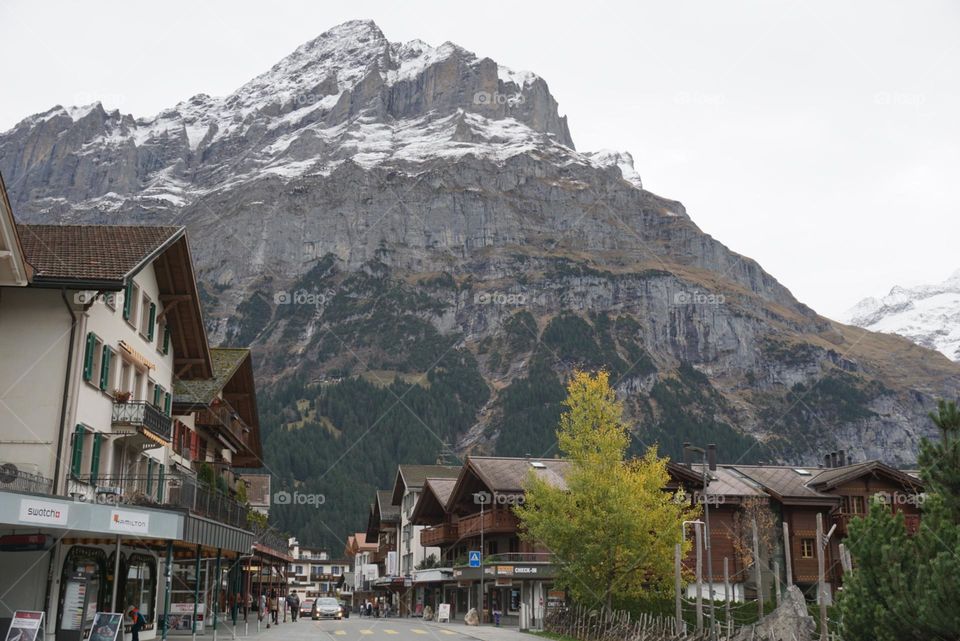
[109,509,150,534]
[19,499,68,525]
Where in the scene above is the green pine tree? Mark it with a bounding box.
[839,399,960,641]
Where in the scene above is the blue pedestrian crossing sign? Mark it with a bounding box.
[468,551,482,567]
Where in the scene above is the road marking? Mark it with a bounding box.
[333,631,347,636]
[440,631,457,636]
[360,630,374,635]
[411,629,428,635]
[384,630,398,635]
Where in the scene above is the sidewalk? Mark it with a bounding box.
[422,620,536,641]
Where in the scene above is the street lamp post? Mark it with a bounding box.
[686,444,717,641]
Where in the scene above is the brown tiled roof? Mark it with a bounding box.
[392,464,461,505]
[729,465,838,504]
[376,490,400,522]
[469,456,571,493]
[424,477,457,507]
[17,223,183,285]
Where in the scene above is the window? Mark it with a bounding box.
[146,380,156,407]
[800,538,815,559]
[82,332,103,384]
[140,293,155,338]
[124,555,156,622]
[70,425,86,479]
[162,324,171,355]
[98,345,114,391]
[844,496,866,514]
[133,371,144,401]
[125,282,140,327]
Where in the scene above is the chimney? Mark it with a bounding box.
[837,450,846,467]
[682,442,692,465]
[830,451,839,468]
[824,453,832,468]
[707,444,717,471]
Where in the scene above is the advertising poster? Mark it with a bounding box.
[87,613,122,641]
[4,611,44,641]
[437,603,451,623]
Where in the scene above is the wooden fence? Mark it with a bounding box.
[543,603,776,641]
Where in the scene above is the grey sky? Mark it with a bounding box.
[2,0,957,318]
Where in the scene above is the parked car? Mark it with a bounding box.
[299,599,315,617]
[312,597,343,620]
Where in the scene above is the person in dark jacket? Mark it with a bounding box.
[129,606,146,641]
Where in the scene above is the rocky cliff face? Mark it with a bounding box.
[2,20,958,512]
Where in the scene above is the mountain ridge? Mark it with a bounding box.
[843,269,960,362]
[2,20,958,546]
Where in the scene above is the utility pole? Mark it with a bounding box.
[695,522,703,631]
[816,513,837,641]
[684,443,717,640]
[479,493,486,625]
[783,521,793,586]
[752,518,763,619]
[674,543,683,635]
[723,558,731,638]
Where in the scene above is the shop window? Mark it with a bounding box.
[125,554,157,622]
[59,546,108,636]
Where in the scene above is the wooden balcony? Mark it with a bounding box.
[834,511,921,536]
[421,523,458,546]
[457,509,519,538]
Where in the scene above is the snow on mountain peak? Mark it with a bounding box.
[843,270,960,361]
[583,149,643,188]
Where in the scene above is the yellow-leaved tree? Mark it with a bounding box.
[515,370,698,610]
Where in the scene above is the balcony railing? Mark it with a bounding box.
[458,509,520,537]
[112,401,172,441]
[0,466,53,495]
[72,472,250,529]
[421,523,458,546]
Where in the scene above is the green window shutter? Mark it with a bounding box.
[70,425,84,479]
[147,303,157,340]
[90,433,102,478]
[163,327,171,355]
[164,392,172,416]
[146,459,153,495]
[153,385,161,408]
[157,464,165,502]
[82,333,96,382]
[122,281,133,320]
[99,346,112,391]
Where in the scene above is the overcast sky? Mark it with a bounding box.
[2,0,957,318]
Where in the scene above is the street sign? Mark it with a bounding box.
[468,551,482,568]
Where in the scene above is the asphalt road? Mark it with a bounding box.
[252,615,511,641]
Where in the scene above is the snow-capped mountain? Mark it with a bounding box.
[843,270,960,361]
[2,18,959,479]
[0,19,650,218]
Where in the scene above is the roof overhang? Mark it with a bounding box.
[0,172,31,287]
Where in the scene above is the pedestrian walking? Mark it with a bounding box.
[287,591,300,621]
[128,606,146,641]
[258,593,266,622]
[269,590,280,624]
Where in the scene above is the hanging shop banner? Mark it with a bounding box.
[87,613,122,641]
[4,611,44,641]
